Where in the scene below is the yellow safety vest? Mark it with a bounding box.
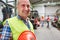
[6,16,34,40]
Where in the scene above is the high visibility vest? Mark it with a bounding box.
[7,16,34,40]
[41,18,44,21]
[47,17,50,21]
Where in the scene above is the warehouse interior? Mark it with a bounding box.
[0,0,60,40]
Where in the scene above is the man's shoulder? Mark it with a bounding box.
[7,16,17,21]
[3,16,17,24]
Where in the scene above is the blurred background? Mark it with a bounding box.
[0,0,60,40]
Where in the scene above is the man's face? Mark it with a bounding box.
[17,0,30,19]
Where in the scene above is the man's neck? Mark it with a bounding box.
[18,15,28,21]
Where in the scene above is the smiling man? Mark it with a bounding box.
[17,0,30,20]
[1,0,35,40]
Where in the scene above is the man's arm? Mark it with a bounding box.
[1,21,13,40]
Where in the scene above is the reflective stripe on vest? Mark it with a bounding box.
[7,16,34,40]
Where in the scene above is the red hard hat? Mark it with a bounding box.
[18,30,36,40]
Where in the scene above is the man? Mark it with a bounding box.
[40,16,44,27]
[47,15,50,28]
[1,0,34,40]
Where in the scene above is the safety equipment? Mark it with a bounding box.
[4,16,34,40]
[47,17,50,21]
[18,30,36,40]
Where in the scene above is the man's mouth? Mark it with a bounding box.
[24,12,29,14]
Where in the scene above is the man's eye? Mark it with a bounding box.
[22,4,25,7]
[27,5,30,8]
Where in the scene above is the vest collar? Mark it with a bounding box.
[17,15,28,23]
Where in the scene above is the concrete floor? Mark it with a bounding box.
[34,22,60,40]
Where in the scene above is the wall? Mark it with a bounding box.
[33,6,45,16]
[33,5,60,17]
[45,6,60,16]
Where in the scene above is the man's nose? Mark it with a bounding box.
[25,6,28,10]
